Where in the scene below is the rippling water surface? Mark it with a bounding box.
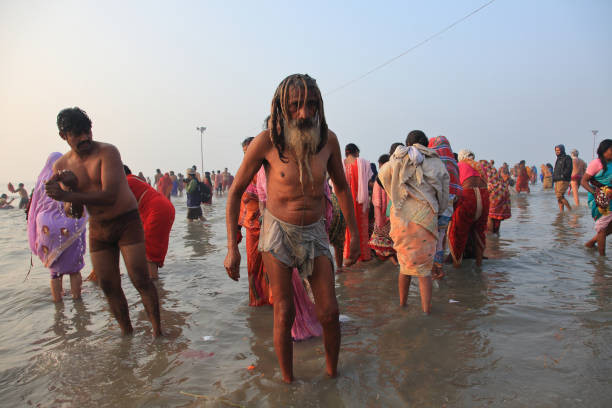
[0,186,610,407]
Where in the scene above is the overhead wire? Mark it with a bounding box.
[325,0,498,96]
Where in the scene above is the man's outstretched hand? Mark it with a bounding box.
[224,247,241,281]
[344,235,361,266]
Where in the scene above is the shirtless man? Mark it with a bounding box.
[570,149,586,207]
[225,74,360,383]
[45,107,162,337]
[9,182,30,209]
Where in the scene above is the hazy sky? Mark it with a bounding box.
[1,0,610,184]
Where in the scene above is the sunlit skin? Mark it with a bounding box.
[570,154,586,207]
[45,128,162,337]
[225,85,360,383]
[582,147,612,255]
[555,147,572,212]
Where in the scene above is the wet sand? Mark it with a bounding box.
[0,186,610,407]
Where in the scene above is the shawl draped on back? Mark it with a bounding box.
[428,136,461,196]
[378,145,449,236]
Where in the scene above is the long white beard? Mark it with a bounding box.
[284,120,321,189]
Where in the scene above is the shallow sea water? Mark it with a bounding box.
[0,186,611,407]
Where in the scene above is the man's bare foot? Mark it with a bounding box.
[585,240,596,249]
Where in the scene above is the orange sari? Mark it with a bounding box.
[240,182,271,306]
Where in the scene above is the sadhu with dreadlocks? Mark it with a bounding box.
[225,74,360,383]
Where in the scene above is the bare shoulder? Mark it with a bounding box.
[250,130,274,159]
[53,152,71,171]
[327,129,339,148]
[97,142,120,156]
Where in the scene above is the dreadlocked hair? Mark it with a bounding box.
[269,74,328,162]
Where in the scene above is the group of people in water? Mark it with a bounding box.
[17,73,611,384]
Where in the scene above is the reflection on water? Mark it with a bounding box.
[183,221,214,259]
[0,190,611,406]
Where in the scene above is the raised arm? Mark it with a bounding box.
[326,131,360,266]
[224,131,269,280]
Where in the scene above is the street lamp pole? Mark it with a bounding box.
[197,126,206,173]
[592,130,599,159]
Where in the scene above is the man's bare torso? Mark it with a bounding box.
[572,157,586,176]
[262,130,334,226]
[53,141,137,220]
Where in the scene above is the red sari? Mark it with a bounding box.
[343,159,372,262]
[127,175,175,267]
[449,161,490,264]
[515,165,530,193]
[239,182,271,306]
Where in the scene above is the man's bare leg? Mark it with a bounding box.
[308,256,340,378]
[418,276,432,314]
[69,273,82,300]
[571,181,580,206]
[120,243,162,337]
[147,261,159,280]
[91,249,134,335]
[50,277,63,302]
[558,198,572,212]
[333,244,343,270]
[399,273,411,306]
[262,253,294,383]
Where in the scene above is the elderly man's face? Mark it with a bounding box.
[287,87,318,121]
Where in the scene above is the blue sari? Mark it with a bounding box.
[588,161,612,220]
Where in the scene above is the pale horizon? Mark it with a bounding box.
[1,0,610,185]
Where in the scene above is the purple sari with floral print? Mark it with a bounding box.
[27,153,87,278]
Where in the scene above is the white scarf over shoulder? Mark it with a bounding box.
[378,144,449,233]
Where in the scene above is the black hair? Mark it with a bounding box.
[57,107,92,135]
[242,137,255,148]
[389,142,403,156]
[597,139,612,172]
[406,130,428,147]
[123,165,132,175]
[263,115,271,130]
[454,153,458,161]
[378,154,390,165]
[345,143,360,156]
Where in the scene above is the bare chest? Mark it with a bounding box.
[265,150,328,195]
[60,156,102,192]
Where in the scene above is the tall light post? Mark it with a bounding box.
[196,126,206,172]
[592,130,599,159]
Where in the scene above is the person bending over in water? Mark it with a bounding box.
[582,139,612,256]
[0,193,15,208]
[45,107,162,337]
[225,74,360,383]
